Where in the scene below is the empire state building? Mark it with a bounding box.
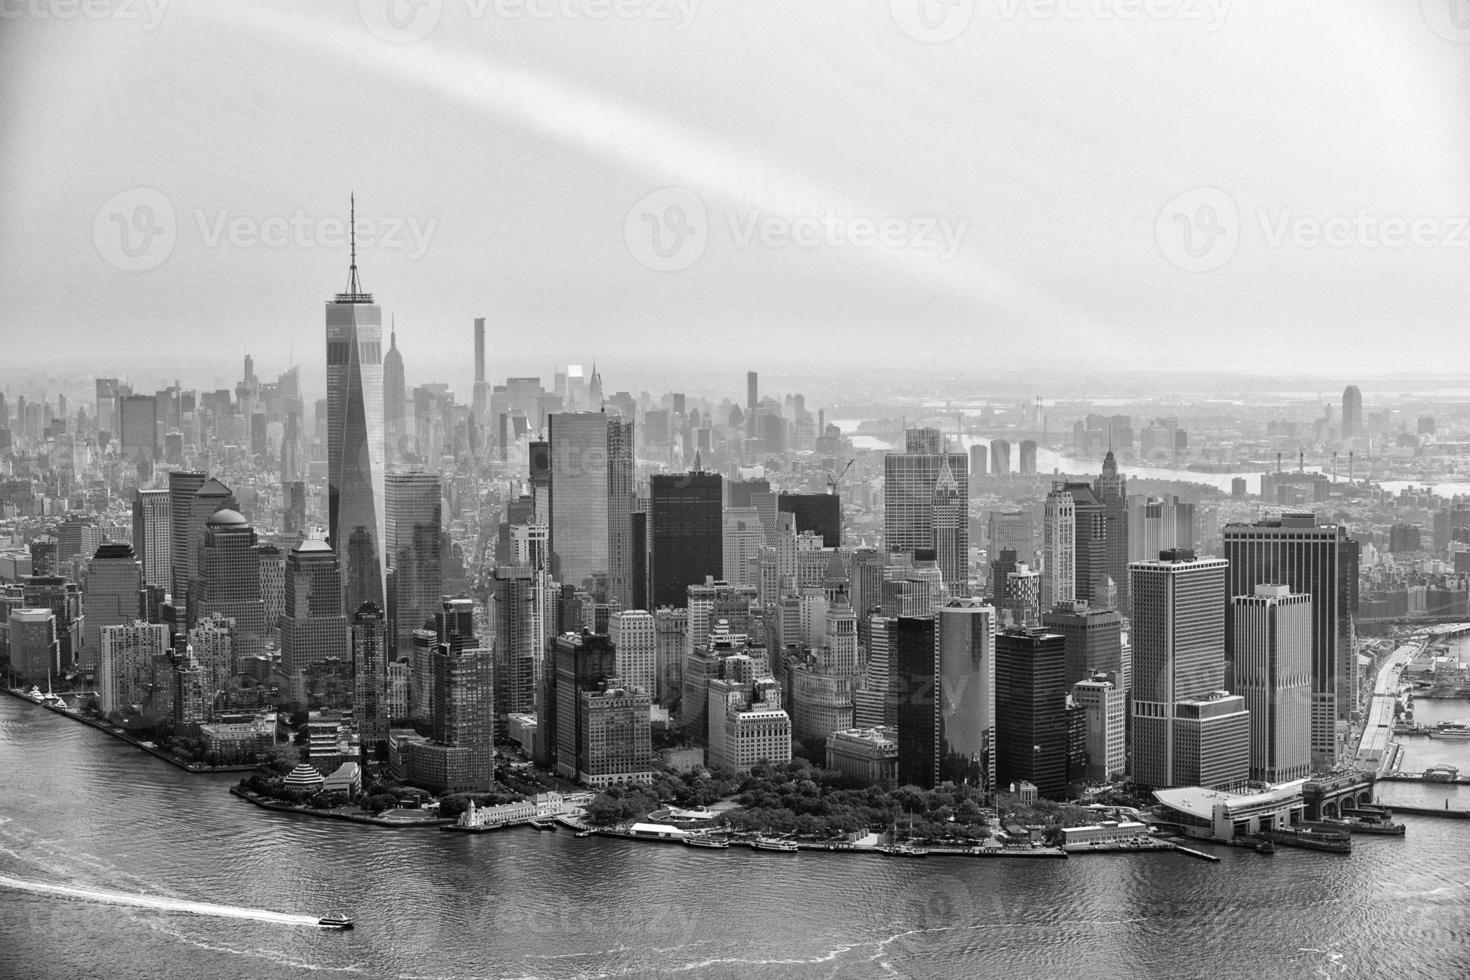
[326,196,386,615]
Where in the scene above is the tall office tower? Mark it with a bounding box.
[1095,450,1130,614]
[990,438,1011,477]
[1223,514,1354,765]
[884,430,969,590]
[1341,385,1362,439]
[546,412,632,593]
[609,608,657,696]
[190,510,267,656]
[994,628,1068,799]
[386,471,443,653]
[95,378,120,437]
[430,641,496,787]
[606,417,635,605]
[282,481,307,538]
[707,658,789,774]
[580,681,654,786]
[20,577,82,670]
[1041,484,1076,611]
[1072,676,1126,783]
[1232,585,1312,784]
[383,327,406,461]
[258,545,284,644]
[1018,439,1038,476]
[1129,496,1196,562]
[435,596,480,651]
[326,206,387,618]
[853,613,896,728]
[7,608,59,684]
[550,631,618,778]
[932,459,966,596]
[893,614,938,787]
[176,476,236,620]
[280,540,349,678]
[98,621,173,717]
[935,598,997,790]
[352,602,389,753]
[648,471,723,608]
[189,613,234,702]
[745,370,758,436]
[723,507,765,588]
[1041,602,1124,689]
[471,317,490,425]
[131,489,170,591]
[652,606,687,704]
[118,394,158,461]
[172,646,208,727]
[82,543,141,670]
[987,509,1032,563]
[968,442,988,482]
[167,471,205,606]
[1062,481,1106,606]
[493,565,544,730]
[1129,551,1237,790]
[777,492,841,548]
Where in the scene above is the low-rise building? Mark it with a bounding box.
[1152,781,1307,842]
[825,726,898,785]
[1059,821,1149,847]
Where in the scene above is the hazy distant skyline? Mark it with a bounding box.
[3,0,1468,394]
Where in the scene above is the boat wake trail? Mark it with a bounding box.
[0,872,321,927]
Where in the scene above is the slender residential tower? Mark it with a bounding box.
[326,195,387,616]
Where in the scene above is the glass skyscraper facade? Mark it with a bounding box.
[326,250,386,617]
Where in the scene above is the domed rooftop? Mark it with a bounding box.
[206,508,248,527]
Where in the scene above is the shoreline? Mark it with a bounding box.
[2,688,257,775]
[228,786,453,829]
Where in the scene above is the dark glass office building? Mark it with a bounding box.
[647,472,722,609]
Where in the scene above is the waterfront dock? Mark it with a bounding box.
[1169,845,1222,863]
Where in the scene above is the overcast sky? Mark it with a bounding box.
[2,0,1467,399]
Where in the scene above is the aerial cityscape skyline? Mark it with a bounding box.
[5,3,1470,977]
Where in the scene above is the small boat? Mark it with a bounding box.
[318,912,354,930]
[750,837,799,852]
[884,844,930,857]
[575,830,596,838]
[683,835,730,849]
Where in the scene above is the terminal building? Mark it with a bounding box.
[1152,780,1307,842]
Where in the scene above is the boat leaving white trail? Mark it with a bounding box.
[0,873,322,927]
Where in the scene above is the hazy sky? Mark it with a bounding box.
[2,0,1468,399]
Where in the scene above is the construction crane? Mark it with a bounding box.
[827,459,855,495]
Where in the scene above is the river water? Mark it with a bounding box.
[1,696,1468,980]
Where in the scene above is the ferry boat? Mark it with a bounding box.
[1262,825,1352,854]
[1345,818,1406,836]
[750,838,799,852]
[318,912,354,930]
[883,844,931,857]
[1430,722,1470,740]
[682,835,730,849]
